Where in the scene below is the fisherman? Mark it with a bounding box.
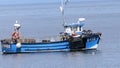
[12,20,21,43]
[62,33,69,40]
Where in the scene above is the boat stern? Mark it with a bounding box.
[1,40,17,54]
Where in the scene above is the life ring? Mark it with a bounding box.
[12,32,20,40]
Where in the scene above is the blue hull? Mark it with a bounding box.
[85,36,99,49]
[1,41,70,53]
[1,36,100,53]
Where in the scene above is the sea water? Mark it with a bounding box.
[0,0,120,68]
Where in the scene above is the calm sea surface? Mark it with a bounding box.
[0,0,120,68]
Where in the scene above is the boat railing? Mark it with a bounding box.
[36,35,62,43]
[0,34,64,44]
[21,35,63,43]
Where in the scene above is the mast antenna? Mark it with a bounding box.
[60,0,69,25]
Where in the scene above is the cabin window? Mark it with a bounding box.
[65,26,72,33]
[72,27,77,31]
[79,26,81,31]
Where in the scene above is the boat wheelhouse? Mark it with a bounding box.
[64,18,85,37]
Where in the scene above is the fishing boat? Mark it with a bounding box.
[0,18,101,54]
[0,0,101,54]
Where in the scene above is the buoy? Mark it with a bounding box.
[16,43,21,48]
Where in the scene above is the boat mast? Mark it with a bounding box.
[60,0,69,25]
